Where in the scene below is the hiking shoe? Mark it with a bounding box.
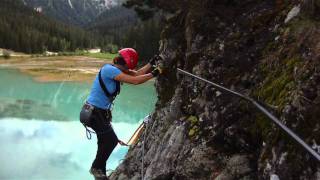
[89,168,108,180]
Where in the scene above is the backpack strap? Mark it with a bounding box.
[98,70,120,102]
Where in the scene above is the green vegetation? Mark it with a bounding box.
[89,6,162,61]
[187,116,200,138]
[20,50,117,61]
[187,116,199,126]
[257,57,299,109]
[256,17,317,110]
[0,0,102,54]
[84,53,117,60]
[0,0,162,61]
[250,14,320,150]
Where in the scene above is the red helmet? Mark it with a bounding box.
[119,48,138,69]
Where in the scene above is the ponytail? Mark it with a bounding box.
[113,56,126,66]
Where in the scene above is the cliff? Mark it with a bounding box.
[110,1,320,179]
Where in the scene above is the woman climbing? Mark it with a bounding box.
[80,48,162,180]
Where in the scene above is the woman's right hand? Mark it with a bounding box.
[151,67,162,77]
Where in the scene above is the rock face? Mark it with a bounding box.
[111,1,320,179]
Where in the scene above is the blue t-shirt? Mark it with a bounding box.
[87,64,122,109]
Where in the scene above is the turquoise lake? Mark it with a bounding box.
[0,68,156,180]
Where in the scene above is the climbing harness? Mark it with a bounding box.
[80,103,114,140]
[80,66,120,140]
[83,124,113,140]
[80,67,121,140]
[177,68,320,162]
[98,69,121,103]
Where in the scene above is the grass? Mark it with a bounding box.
[0,48,118,61]
[83,52,117,60]
[0,55,108,82]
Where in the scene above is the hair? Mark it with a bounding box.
[113,56,126,66]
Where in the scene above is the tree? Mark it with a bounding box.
[0,0,104,53]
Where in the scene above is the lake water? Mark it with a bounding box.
[0,69,156,180]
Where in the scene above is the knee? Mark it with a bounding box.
[111,134,118,148]
[97,133,118,148]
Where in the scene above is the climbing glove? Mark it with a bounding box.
[151,67,162,77]
[149,55,162,66]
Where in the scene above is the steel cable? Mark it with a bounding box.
[177,68,320,161]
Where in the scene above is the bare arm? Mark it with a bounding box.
[127,63,152,76]
[136,63,152,75]
[114,72,153,85]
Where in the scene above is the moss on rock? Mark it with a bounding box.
[187,115,198,126]
[256,56,301,110]
[187,115,200,138]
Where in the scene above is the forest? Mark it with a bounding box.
[0,0,162,61]
[0,0,103,54]
[89,5,162,61]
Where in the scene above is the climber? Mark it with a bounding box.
[79,48,162,180]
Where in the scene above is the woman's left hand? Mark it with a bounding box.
[149,55,163,66]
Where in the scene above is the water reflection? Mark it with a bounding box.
[0,119,137,180]
[0,98,66,120]
[0,69,156,179]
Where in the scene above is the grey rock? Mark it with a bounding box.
[285,5,300,23]
[216,155,253,180]
[144,125,186,179]
[111,1,320,179]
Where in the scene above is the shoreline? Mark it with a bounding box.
[0,56,111,83]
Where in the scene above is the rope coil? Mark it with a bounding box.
[177,68,320,162]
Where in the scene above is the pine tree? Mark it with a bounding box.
[0,0,104,53]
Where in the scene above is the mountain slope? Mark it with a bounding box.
[89,5,162,61]
[22,0,124,26]
[110,1,320,179]
[89,6,137,35]
[0,0,100,53]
